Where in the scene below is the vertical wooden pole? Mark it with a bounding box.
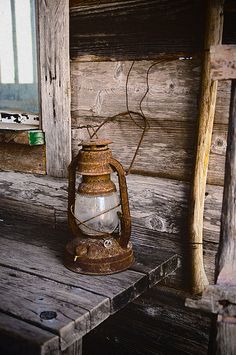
[38,0,71,177]
[214,80,236,355]
[189,0,224,294]
[216,80,236,284]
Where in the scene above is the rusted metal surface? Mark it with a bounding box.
[78,175,116,195]
[65,139,134,275]
[77,139,113,176]
[65,237,134,275]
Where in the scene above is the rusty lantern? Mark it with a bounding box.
[64,139,134,275]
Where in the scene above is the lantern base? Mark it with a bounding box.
[64,237,134,275]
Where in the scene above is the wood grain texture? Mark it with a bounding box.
[0,218,178,352]
[69,0,204,61]
[0,313,59,355]
[71,59,230,185]
[215,80,236,355]
[38,0,71,177]
[0,265,110,351]
[0,171,223,244]
[216,311,236,355]
[71,59,202,122]
[210,45,236,80]
[62,339,82,355]
[72,116,228,185]
[0,143,46,174]
[0,171,223,287]
[189,0,224,294]
[216,80,236,285]
[0,197,55,226]
[69,0,236,62]
[0,223,178,311]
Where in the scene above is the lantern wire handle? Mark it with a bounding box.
[109,157,131,248]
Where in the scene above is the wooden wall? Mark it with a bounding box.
[0,0,234,354]
[71,59,230,185]
[68,0,234,353]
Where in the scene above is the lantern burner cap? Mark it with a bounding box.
[82,138,112,150]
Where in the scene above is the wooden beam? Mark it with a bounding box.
[38,0,71,177]
[189,0,224,294]
[210,45,236,80]
[214,82,236,355]
[216,79,236,285]
[70,0,204,61]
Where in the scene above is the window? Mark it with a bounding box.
[0,0,39,129]
[0,0,71,177]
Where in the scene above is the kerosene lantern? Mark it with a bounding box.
[64,139,134,274]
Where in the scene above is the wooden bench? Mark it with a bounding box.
[0,218,179,354]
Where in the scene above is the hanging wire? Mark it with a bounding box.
[78,58,176,174]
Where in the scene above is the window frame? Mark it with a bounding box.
[0,0,71,178]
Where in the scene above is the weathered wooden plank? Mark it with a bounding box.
[70,58,230,185]
[216,80,236,285]
[216,312,236,355]
[38,0,71,177]
[0,228,147,313]
[71,58,231,124]
[71,59,201,121]
[0,170,221,288]
[210,45,236,80]
[62,339,82,355]
[0,222,178,313]
[131,243,180,286]
[69,0,236,61]
[0,171,223,245]
[0,172,67,212]
[0,312,60,355]
[0,265,110,351]
[0,130,45,145]
[0,143,46,174]
[72,117,227,185]
[215,80,236,355]
[0,197,55,226]
[69,0,204,60]
[0,122,39,131]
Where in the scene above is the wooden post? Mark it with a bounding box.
[214,80,236,354]
[189,0,224,294]
[38,0,71,177]
[216,80,236,284]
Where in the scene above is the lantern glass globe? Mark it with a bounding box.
[74,192,120,236]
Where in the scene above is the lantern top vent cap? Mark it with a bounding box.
[81,138,112,150]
